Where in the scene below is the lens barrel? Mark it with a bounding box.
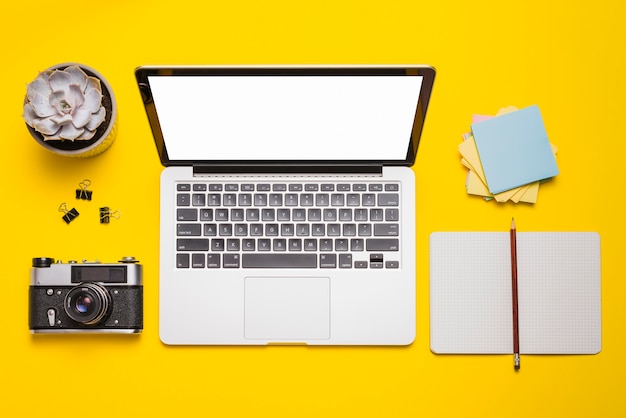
[64,283,111,325]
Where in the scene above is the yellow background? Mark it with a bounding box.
[2,1,624,416]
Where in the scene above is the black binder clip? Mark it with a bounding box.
[99,207,120,224]
[59,203,79,224]
[76,179,93,201]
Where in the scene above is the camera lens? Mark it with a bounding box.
[64,283,111,325]
[75,295,93,313]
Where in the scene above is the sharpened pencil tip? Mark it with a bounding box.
[511,218,516,229]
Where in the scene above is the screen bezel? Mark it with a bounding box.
[135,65,435,169]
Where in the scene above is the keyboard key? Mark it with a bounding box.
[192,254,205,268]
[327,224,341,236]
[285,194,299,206]
[238,194,252,206]
[177,194,190,206]
[335,238,348,251]
[177,224,201,236]
[385,208,399,221]
[192,194,206,206]
[324,209,337,221]
[347,194,360,206]
[304,239,318,251]
[246,209,260,221]
[177,208,197,221]
[262,208,275,221]
[273,239,287,251]
[204,224,217,236]
[223,254,240,268]
[207,254,221,268]
[242,254,317,268]
[219,224,233,236]
[339,254,352,268]
[231,209,244,221]
[234,224,248,236]
[320,254,336,268]
[254,194,268,206]
[320,239,333,251]
[350,239,365,251]
[370,209,383,221]
[177,253,190,268]
[300,193,314,206]
[374,223,399,236]
[258,239,271,251]
[177,184,191,191]
[215,209,228,221]
[242,239,256,251]
[177,239,209,251]
[362,194,376,206]
[358,224,372,236]
[269,194,283,206]
[200,209,213,221]
[339,209,352,221]
[208,194,221,206]
[354,208,368,221]
[223,194,237,206]
[316,193,330,206]
[378,193,399,206]
[366,239,399,251]
[289,239,302,251]
[343,224,357,236]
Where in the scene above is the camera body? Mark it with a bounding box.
[29,257,143,334]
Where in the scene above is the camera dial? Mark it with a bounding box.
[32,257,55,268]
[64,283,112,325]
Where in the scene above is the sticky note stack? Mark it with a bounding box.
[459,105,559,203]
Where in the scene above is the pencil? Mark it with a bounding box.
[510,218,520,370]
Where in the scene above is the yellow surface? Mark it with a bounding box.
[2,1,624,416]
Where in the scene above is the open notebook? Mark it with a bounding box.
[430,232,601,354]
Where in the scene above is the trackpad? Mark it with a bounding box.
[244,277,330,341]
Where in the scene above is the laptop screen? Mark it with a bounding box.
[136,66,435,167]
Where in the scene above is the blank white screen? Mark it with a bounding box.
[149,75,423,161]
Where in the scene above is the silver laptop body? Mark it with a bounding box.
[135,65,435,345]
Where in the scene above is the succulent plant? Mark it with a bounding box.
[23,65,106,141]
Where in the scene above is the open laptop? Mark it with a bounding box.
[135,65,435,345]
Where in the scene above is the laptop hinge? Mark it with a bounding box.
[192,164,383,175]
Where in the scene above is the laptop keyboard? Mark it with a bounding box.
[175,181,401,269]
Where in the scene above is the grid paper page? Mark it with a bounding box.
[429,232,601,354]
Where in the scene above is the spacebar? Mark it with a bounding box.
[242,254,317,268]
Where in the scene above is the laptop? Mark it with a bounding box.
[135,65,435,345]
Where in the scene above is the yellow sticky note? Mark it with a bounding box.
[466,170,491,196]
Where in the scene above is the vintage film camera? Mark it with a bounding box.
[29,257,143,333]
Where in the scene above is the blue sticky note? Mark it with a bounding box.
[471,105,559,194]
